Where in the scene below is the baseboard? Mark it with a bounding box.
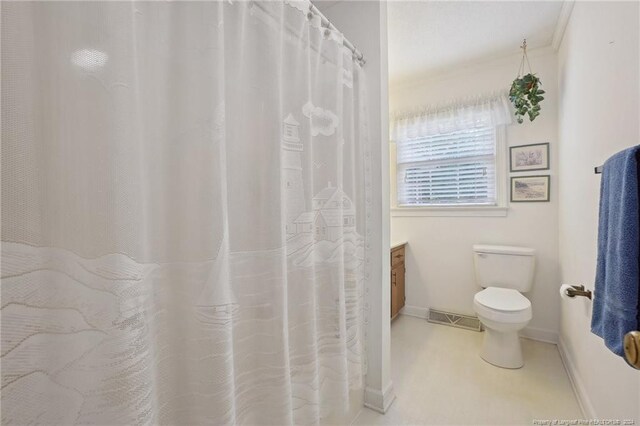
[557,337,596,419]
[520,326,559,344]
[399,305,428,319]
[364,381,396,414]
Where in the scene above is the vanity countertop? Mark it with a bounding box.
[391,241,408,250]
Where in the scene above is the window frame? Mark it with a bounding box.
[391,126,508,217]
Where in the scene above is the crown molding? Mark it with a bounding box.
[389,45,556,92]
[552,0,575,51]
[389,2,573,90]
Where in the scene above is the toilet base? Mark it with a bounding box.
[480,327,524,369]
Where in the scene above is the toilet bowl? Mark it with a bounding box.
[472,244,536,369]
[474,287,532,368]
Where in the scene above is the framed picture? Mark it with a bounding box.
[511,175,550,202]
[509,143,550,172]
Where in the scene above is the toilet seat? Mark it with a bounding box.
[475,287,530,311]
[474,287,532,323]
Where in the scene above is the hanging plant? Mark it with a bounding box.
[509,39,545,124]
[510,74,545,123]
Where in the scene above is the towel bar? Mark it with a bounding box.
[594,165,603,174]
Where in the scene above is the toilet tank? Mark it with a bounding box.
[473,245,536,292]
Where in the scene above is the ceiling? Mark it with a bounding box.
[388,1,565,86]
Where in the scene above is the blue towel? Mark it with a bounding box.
[591,145,640,358]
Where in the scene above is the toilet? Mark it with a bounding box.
[472,244,536,369]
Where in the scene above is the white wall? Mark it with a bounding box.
[557,1,640,419]
[318,0,395,417]
[390,48,561,342]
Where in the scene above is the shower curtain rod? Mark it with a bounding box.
[249,1,365,66]
[308,2,366,66]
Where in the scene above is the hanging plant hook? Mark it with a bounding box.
[510,38,544,123]
[517,38,533,76]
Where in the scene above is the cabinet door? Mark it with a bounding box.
[396,264,405,312]
[391,247,405,267]
[391,268,398,318]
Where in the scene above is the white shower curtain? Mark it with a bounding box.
[1,1,370,424]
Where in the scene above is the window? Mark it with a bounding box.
[391,94,512,215]
[396,125,499,207]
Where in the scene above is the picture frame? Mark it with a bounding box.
[509,142,550,172]
[510,175,550,202]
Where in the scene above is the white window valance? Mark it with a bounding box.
[390,94,513,142]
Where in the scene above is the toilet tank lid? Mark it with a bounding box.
[473,245,536,256]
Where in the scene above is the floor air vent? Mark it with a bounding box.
[427,309,482,332]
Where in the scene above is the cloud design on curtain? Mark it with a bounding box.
[302,101,339,137]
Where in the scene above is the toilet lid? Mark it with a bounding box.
[474,287,531,312]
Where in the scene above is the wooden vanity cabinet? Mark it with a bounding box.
[391,244,406,320]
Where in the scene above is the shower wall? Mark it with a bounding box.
[319,0,394,416]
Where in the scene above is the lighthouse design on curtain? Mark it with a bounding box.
[281,113,356,248]
[282,114,307,235]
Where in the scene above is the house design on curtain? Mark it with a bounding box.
[294,184,355,241]
[281,113,356,243]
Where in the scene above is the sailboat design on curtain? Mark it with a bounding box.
[195,230,239,325]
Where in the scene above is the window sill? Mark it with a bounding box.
[391,206,508,217]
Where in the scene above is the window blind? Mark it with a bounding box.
[397,125,497,206]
